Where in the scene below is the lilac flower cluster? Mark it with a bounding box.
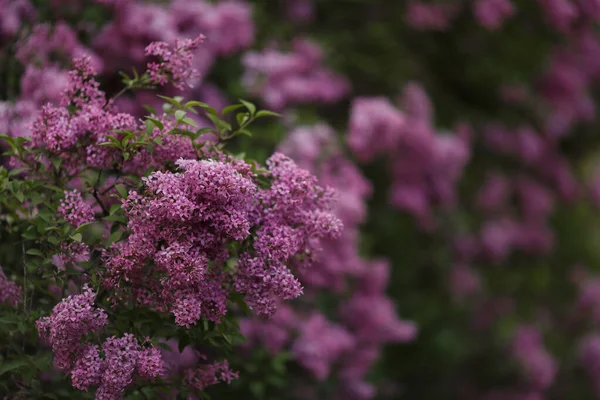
[36,286,164,399]
[184,358,239,391]
[58,190,95,228]
[405,1,461,31]
[36,285,108,371]
[0,0,35,37]
[0,266,22,307]
[473,0,515,29]
[105,153,341,326]
[348,83,470,230]
[93,0,253,79]
[71,335,164,399]
[241,124,415,399]
[242,39,349,110]
[511,326,557,393]
[145,34,206,89]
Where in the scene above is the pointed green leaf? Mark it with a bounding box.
[239,99,256,116]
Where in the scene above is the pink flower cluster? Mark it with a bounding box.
[241,124,416,399]
[36,285,108,370]
[93,0,253,77]
[58,190,95,228]
[184,358,239,391]
[104,153,342,326]
[0,0,35,37]
[71,335,164,400]
[511,326,557,393]
[36,286,164,399]
[145,34,206,89]
[0,265,22,307]
[348,83,470,230]
[242,38,349,110]
[473,0,515,29]
[405,1,461,31]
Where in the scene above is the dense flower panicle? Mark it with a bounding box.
[106,153,339,324]
[576,277,600,323]
[20,65,69,105]
[405,1,461,31]
[449,264,482,301]
[242,39,349,110]
[70,344,103,391]
[235,152,343,316]
[473,0,515,29]
[145,34,206,89]
[36,285,108,370]
[285,0,315,22]
[292,313,355,381]
[349,88,469,229]
[341,293,418,343]
[476,172,512,213]
[93,2,177,72]
[69,334,165,399]
[0,266,22,307]
[184,359,239,391]
[58,190,95,227]
[348,97,406,162]
[231,125,415,398]
[538,0,578,31]
[482,124,579,201]
[0,0,35,37]
[183,0,254,56]
[16,22,102,71]
[511,326,557,390]
[63,56,106,109]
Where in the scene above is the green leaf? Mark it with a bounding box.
[196,127,214,136]
[45,185,64,193]
[109,204,121,215]
[255,110,282,119]
[116,185,128,198]
[146,117,164,131]
[181,117,198,128]
[145,119,155,136]
[0,359,29,376]
[26,248,44,257]
[232,129,252,138]
[206,113,232,132]
[143,105,157,115]
[73,221,94,234]
[239,99,256,116]
[157,95,184,109]
[107,230,123,246]
[184,101,217,115]
[174,110,186,121]
[221,104,244,116]
[51,157,63,171]
[70,233,83,242]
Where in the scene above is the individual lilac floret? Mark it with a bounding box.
[36,285,108,370]
[145,34,206,89]
[58,190,95,228]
